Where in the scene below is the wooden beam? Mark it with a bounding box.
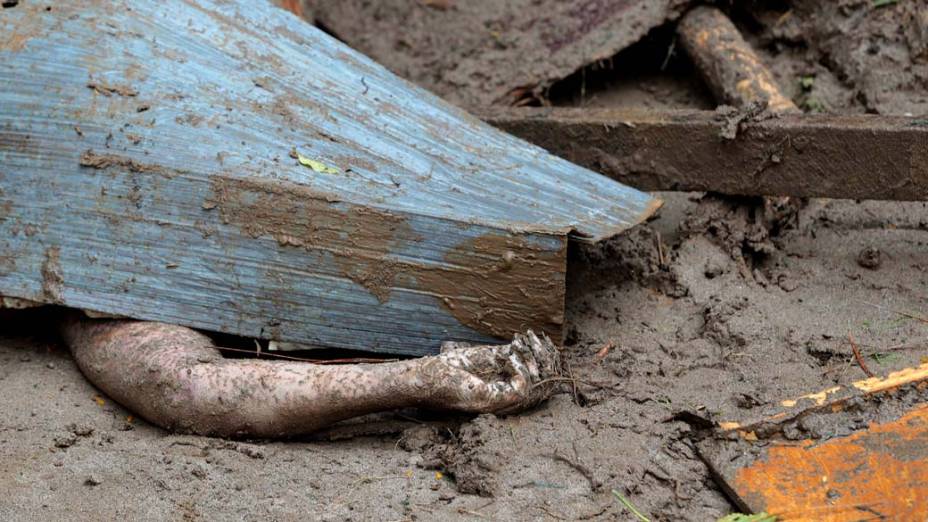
[482,107,928,201]
[0,1,657,356]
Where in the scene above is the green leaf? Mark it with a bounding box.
[873,0,898,7]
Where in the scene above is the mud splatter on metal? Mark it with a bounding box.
[0,0,657,355]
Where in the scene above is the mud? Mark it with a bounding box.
[2,1,928,520]
[742,0,928,116]
[40,247,63,304]
[303,0,692,107]
[79,150,178,177]
[209,176,567,341]
[86,80,139,98]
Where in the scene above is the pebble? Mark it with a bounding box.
[190,464,208,479]
[857,246,882,269]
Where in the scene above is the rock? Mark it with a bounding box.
[777,274,799,292]
[857,246,882,269]
[190,464,208,479]
[53,435,77,449]
[69,423,94,437]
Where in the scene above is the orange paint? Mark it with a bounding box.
[276,0,303,17]
[732,405,928,521]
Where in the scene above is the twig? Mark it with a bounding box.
[660,37,676,72]
[611,490,651,522]
[861,301,928,324]
[655,231,665,268]
[550,451,602,492]
[532,376,617,391]
[565,360,580,404]
[848,334,875,378]
[537,506,567,520]
[457,508,489,519]
[893,309,928,324]
[213,345,396,365]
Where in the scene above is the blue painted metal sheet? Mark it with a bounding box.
[0,0,658,355]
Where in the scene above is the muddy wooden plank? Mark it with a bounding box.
[0,0,657,356]
[482,107,928,201]
[698,363,928,520]
[701,403,928,520]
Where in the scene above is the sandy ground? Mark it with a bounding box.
[3,1,928,520]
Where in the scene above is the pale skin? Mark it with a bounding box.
[60,316,562,438]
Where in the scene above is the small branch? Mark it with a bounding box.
[893,309,928,325]
[848,334,875,378]
[532,376,617,391]
[655,231,665,268]
[213,345,396,365]
[536,506,567,520]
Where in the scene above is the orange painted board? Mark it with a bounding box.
[700,403,928,521]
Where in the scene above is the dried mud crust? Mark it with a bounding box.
[744,0,928,115]
[399,414,509,497]
[303,0,692,106]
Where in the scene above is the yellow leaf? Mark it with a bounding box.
[93,395,105,406]
[296,152,340,174]
[434,471,443,480]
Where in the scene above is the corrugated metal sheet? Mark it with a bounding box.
[0,0,658,354]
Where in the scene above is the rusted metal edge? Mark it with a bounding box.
[480,107,928,201]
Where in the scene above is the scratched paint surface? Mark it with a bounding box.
[731,406,928,521]
[0,0,656,354]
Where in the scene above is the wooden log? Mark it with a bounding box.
[481,107,928,201]
[0,0,658,356]
[678,6,798,113]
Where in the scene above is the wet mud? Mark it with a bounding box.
[2,1,928,520]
